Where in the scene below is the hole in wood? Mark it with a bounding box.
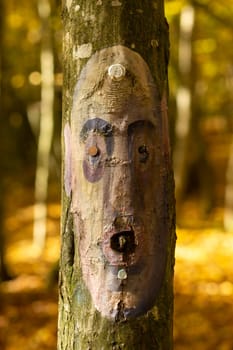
[138,145,149,163]
[110,230,136,254]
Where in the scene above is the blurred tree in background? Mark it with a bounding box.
[167,0,233,224]
[1,0,62,186]
[0,0,62,271]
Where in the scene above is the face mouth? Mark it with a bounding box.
[110,230,136,255]
[103,223,144,266]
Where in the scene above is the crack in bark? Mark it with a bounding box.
[62,194,75,267]
[115,300,126,323]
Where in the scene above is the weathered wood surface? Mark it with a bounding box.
[58,1,175,349]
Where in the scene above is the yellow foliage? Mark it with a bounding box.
[174,228,233,349]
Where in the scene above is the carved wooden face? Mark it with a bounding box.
[67,46,170,319]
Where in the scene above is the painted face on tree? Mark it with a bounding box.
[65,46,170,320]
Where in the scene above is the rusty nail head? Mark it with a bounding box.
[88,145,99,157]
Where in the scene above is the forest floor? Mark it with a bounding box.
[0,195,233,350]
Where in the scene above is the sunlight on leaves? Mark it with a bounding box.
[174,227,233,349]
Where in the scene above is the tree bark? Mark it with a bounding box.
[58,1,176,349]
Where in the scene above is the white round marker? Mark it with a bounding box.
[108,63,126,81]
[117,268,127,280]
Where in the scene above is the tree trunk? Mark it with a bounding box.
[173,5,195,205]
[33,0,55,253]
[0,182,10,282]
[224,137,233,232]
[0,0,11,282]
[58,1,176,349]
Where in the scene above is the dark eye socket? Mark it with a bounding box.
[138,145,149,163]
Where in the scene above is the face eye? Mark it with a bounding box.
[83,135,107,183]
[138,145,149,163]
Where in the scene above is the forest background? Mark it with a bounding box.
[0,0,233,349]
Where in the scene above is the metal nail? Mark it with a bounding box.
[117,268,127,280]
[108,64,126,81]
[88,145,99,157]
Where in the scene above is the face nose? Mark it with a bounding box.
[107,133,133,214]
[110,162,132,212]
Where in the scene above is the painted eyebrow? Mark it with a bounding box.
[80,117,113,141]
[127,120,155,135]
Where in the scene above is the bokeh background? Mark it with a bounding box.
[0,0,233,349]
